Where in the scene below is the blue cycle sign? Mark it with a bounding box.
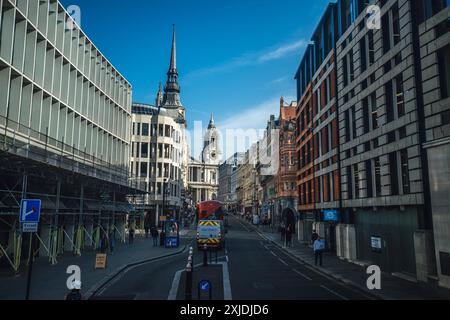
[20,199,41,233]
[200,280,210,292]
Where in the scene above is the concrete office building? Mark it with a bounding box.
[0,0,138,272]
[418,1,450,288]
[218,152,244,211]
[293,0,450,286]
[130,26,189,225]
[336,0,433,279]
[130,102,187,225]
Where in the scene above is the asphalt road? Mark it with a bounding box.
[93,216,373,300]
[227,216,373,300]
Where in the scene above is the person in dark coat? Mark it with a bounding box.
[311,230,319,245]
[160,230,166,247]
[129,228,135,244]
[150,226,159,247]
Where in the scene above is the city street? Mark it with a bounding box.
[92,216,374,300]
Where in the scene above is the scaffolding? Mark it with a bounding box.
[0,119,146,274]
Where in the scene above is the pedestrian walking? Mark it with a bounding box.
[160,230,166,247]
[151,226,159,247]
[286,224,293,248]
[314,236,325,267]
[65,280,83,300]
[100,232,109,253]
[280,223,286,243]
[109,231,116,254]
[311,229,319,245]
[145,224,150,239]
[129,228,135,244]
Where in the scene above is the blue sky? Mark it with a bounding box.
[61,0,330,134]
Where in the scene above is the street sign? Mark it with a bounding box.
[20,199,41,223]
[371,236,382,253]
[323,210,339,222]
[95,253,107,269]
[165,236,179,248]
[199,280,210,292]
[20,199,41,233]
[198,280,212,300]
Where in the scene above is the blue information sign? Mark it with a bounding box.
[165,236,179,248]
[20,200,41,223]
[323,210,339,222]
[20,199,41,233]
[199,280,210,292]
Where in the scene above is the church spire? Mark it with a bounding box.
[163,24,182,109]
[208,114,216,129]
[155,82,163,107]
[169,24,176,72]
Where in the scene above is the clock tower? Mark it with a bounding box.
[202,114,221,166]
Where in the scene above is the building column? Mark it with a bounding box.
[414,230,437,283]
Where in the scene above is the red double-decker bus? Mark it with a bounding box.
[196,200,224,221]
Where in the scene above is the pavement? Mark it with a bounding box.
[0,228,196,300]
[240,217,450,300]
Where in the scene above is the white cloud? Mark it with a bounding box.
[186,38,308,78]
[214,95,295,155]
[258,39,308,63]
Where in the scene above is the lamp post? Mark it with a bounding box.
[162,178,169,223]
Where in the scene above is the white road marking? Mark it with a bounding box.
[278,258,289,266]
[320,285,349,300]
[220,262,233,300]
[270,251,278,257]
[167,269,183,300]
[292,269,313,281]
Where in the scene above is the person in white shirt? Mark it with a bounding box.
[313,236,324,266]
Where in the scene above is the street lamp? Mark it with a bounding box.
[162,178,169,222]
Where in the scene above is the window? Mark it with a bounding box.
[351,106,357,139]
[392,3,400,45]
[385,81,395,123]
[382,14,391,54]
[374,158,382,197]
[360,38,367,72]
[417,0,449,23]
[366,160,373,198]
[389,152,399,195]
[362,97,370,134]
[354,164,360,199]
[140,162,148,177]
[400,149,410,194]
[438,44,450,99]
[343,56,349,87]
[345,109,351,142]
[347,166,353,200]
[141,143,148,158]
[136,123,141,136]
[370,93,379,130]
[368,30,375,65]
[395,74,405,117]
[142,123,149,136]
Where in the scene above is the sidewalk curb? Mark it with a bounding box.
[238,218,385,300]
[86,244,189,299]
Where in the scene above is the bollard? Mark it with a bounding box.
[185,262,193,300]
